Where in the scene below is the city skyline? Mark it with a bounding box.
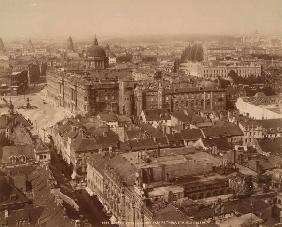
[0,0,281,39]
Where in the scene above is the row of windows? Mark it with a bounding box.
[166,93,225,101]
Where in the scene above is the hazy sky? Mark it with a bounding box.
[0,0,281,39]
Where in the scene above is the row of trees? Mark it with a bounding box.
[180,43,204,63]
[228,70,266,85]
[251,54,282,61]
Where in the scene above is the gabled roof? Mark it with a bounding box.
[202,138,233,151]
[108,155,137,186]
[10,124,33,145]
[129,138,158,151]
[0,175,29,205]
[2,144,34,164]
[155,137,170,148]
[166,133,183,143]
[0,114,10,129]
[98,112,118,122]
[154,204,192,225]
[257,138,282,155]
[88,153,109,176]
[125,127,147,140]
[27,167,77,226]
[71,130,119,153]
[257,118,282,130]
[201,125,243,138]
[5,205,44,226]
[171,110,191,122]
[143,109,171,121]
[33,136,49,153]
[117,115,132,124]
[140,123,164,138]
[180,129,204,141]
[5,165,36,177]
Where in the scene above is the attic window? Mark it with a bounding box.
[10,194,18,200]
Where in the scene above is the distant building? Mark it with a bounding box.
[181,61,261,78]
[236,93,282,120]
[0,38,6,53]
[66,36,74,51]
[27,39,34,52]
[105,44,117,66]
[202,61,261,78]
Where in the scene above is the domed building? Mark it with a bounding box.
[85,36,107,69]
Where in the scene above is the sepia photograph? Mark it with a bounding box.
[0,0,281,226]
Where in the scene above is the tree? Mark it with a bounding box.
[218,77,231,89]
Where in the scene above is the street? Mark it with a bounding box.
[3,86,70,141]
[49,148,112,226]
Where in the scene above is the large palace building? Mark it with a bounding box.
[119,81,227,117]
[46,37,132,115]
[47,69,132,115]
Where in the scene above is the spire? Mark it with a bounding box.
[106,43,110,50]
[0,38,5,52]
[93,35,98,46]
[28,39,34,51]
[67,36,74,51]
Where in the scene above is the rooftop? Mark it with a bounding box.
[242,94,282,106]
[201,124,243,138]
[2,144,34,164]
[143,109,171,121]
[180,129,204,141]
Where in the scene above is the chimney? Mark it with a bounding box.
[72,125,77,132]
[156,145,161,157]
[233,149,236,164]
[103,131,108,137]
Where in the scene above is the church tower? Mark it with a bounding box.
[28,39,34,51]
[0,38,6,52]
[67,36,74,51]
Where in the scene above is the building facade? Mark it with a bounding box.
[180,61,261,78]
[132,85,227,117]
[202,62,261,78]
[47,69,132,115]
